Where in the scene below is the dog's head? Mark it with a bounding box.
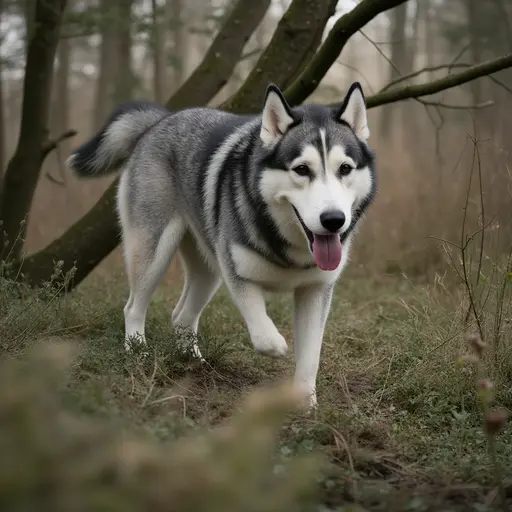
[258,82,376,271]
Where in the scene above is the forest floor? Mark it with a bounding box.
[1,256,511,511]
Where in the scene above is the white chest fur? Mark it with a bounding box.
[229,243,348,291]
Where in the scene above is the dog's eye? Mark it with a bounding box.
[292,164,311,177]
[339,163,353,176]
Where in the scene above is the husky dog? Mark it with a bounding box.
[67,82,376,408]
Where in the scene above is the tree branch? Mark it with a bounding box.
[365,54,512,108]
[284,0,409,105]
[166,0,271,111]
[416,99,494,110]
[41,129,77,161]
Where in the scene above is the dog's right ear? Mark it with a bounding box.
[260,84,295,147]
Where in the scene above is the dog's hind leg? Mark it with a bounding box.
[172,231,221,359]
[122,216,186,352]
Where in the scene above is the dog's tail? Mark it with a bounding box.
[67,101,169,178]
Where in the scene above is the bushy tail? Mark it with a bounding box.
[67,101,169,178]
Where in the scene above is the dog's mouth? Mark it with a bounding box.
[292,206,342,271]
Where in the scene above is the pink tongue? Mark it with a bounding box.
[313,234,342,271]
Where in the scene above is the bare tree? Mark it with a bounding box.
[0,0,67,256]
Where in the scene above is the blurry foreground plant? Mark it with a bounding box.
[0,341,323,512]
[457,334,509,511]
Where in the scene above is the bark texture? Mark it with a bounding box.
[0,0,68,258]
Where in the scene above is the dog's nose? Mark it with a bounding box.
[320,210,345,233]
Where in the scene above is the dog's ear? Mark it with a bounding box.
[260,84,295,146]
[336,82,369,142]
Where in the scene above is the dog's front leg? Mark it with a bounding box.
[223,276,288,358]
[293,283,334,408]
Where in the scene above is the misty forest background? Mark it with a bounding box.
[1,0,512,511]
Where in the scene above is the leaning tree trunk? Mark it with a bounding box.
[0,0,67,259]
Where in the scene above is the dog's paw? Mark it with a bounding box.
[251,329,288,358]
[124,333,147,355]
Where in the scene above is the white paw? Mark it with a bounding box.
[294,382,318,410]
[251,328,288,358]
[174,327,205,362]
[124,332,147,353]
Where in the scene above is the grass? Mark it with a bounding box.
[0,257,511,511]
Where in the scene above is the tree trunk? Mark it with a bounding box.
[379,2,408,138]
[114,0,134,104]
[93,0,118,130]
[24,0,37,55]
[0,0,4,184]
[222,0,338,113]
[151,0,166,103]
[0,0,67,258]
[167,0,185,90]
[167,0,271,111]
[54,33,72,162]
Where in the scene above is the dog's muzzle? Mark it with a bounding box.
[292,206,343,271]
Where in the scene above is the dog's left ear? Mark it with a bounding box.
[336,82,369,142]
[260,84,295,146]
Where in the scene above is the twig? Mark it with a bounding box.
[449,42,470,72]
[239,47,263,62]
[41,129,77,160]
[335,61,376,93]
[379,63,472,92]
[416,99,494,110]
[359,28,402,77]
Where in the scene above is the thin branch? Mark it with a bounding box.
[365,54,512,109]
[41,129,77,160]
[335,61,376,94]
[379,63,472,92]
[239,47,263,62]
[416,99,494,110]
[359,28,402,77]
[449,42,470,72]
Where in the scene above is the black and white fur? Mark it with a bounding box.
[67,82,377,408]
